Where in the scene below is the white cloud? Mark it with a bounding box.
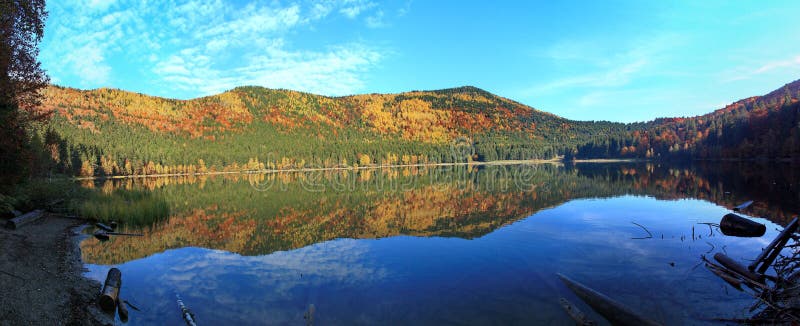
[339,0,376,19]
[63,43,111,86]
[199,4,301,40]
[397,0,412,16]
[205,38,229,52]
[309,2,335,20]
[366,10,386,28]
[84,0,116,11]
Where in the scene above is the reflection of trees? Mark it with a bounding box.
[81,163,800,265]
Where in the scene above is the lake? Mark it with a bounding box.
[78,162,800,325]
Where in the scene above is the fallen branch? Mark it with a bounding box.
[0,269,25,281]
[631,222,653,239]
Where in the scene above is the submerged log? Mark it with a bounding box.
[117,298,129,322]
[749,217,799,274]
[557,273,661,326]
[99,268,122,312]
[559,297,598,326]
[733,201,753,212]
[720,213,766,237]
[714,253,763,283]
[5,209,45,230]
[304,303,316,326]
[176,294,197,326]
[705,263,743,290]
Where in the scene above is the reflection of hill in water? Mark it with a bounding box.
[80,162,800,265]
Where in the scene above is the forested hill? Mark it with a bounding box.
[34,85,629,177]
[31,79,800,177]
[575,79,800,160]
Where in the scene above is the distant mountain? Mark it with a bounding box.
[574,79,800,160]
[32,78,800,177]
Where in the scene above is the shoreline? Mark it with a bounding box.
[0,213,111,324]
[59,157,800,182]
[73,158,567,181]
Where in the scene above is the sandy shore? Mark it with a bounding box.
[0,214,111,325]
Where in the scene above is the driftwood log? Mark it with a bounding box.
[714,253,764,283]
[557,273,661,326]
[720,213,766,237]
[749,217,799,274]
[99,268,122,312]
[4,209,45,230]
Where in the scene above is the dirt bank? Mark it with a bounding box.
[0,213,112,325]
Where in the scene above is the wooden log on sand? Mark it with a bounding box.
[4,209,44,230]
[557,273,662,326]
[720,213,766,237]
[99,268,122,312]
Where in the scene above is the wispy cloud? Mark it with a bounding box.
[521,34,683,100]
[755,56,800,73]
[530,59,648,95]
[366,10,387,28]
[724,54,800,82]
[41,0,386,97]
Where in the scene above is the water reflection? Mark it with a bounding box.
[81,162,800,264]
[79,162,800,325]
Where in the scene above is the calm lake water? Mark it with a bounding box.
[79,162,800,325]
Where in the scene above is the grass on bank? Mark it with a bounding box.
[1,178,170,227]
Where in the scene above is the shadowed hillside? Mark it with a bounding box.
[575,80,800,160]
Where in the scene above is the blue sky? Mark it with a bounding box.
[40,0,800,122]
